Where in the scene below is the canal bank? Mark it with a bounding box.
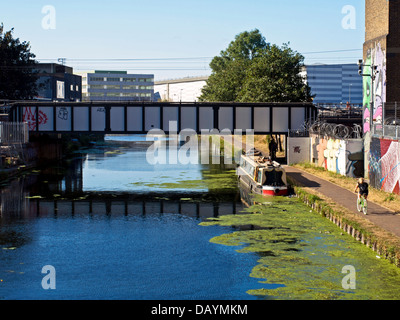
[285,166,400,268]
[221,134,400,268]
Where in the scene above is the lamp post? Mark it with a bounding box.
[358,59,379,132]
[349,84,352,104]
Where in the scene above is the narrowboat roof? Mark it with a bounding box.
[241,153,283,170]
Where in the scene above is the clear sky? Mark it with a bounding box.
[1,0,365,80]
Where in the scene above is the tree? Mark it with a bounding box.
[199,30,314,103]
[239,44,313,102]
[0,23,39,100]
[200,29,269,102]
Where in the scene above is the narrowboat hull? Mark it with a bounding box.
[237,153,288,197]
[262,186,288,196]
[237,167,288,196]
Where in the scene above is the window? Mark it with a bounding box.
[105,85,120,89]
[258,171,263,184]
[106,93,121,97]
[123,85,138,90]
[121,92,138,97]
[70,84,74,91]
[89,92,103,97]
[90,85,105,89]
[145,78,153,83]
[123,78,136,82]
[90,77,104,82]
[107,77,120,82]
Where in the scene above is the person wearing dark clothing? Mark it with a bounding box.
[354,178,369,199]
[269,138,278,161]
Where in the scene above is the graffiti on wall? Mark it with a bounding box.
[369,137,400,195]
[23,107,48,131]
[311,134,363,178]
[363,43,386,133]
[287,137,310,165]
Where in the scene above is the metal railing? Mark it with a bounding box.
[0,122,29,144]
[370,102,400,139]
[373,124,400,139]
[383,102,400,125]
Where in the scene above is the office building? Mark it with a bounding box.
[79,71,154,102]
[154,65,363,105]
[303,63,363,105]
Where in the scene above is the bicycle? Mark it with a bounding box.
[356,193,368,215]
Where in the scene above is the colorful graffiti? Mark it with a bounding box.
[22,107,48,131]
[363,43,386,133]
[311,134,364,178]
[369,137,400,195]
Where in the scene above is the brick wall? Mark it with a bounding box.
[365,0,389,43]
[364,0,400,105]
[387,0,400,102]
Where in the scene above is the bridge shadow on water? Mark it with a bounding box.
[0,170,249,222]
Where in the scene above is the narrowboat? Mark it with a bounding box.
[237,150,288,196]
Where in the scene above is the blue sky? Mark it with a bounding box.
[1,0,365,80]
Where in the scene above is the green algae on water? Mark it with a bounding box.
[201,196,400,300]
[130,169,238,193]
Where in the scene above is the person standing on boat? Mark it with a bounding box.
[269,137,278,161]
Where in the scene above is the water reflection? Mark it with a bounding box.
[0,138,266,300]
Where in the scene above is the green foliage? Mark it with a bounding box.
[199,29,314,103]
[0,23,39,100]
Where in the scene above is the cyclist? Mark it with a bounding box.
[354,178,368,212]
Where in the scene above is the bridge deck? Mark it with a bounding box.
[9,101,317,135]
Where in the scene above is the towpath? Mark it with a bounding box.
[285,166,400,239]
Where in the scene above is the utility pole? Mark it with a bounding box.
[358,59,379,133]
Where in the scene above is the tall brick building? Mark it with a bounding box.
[363,0,400,187]
[363,0,400,132]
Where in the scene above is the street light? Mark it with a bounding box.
[349,84,352,104]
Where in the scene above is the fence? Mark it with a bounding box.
[0,122,29,144]
[373,124,400,139]
[383,102,400,125]
[371,102,400,139]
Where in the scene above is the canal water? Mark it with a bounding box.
[2,135,400,300]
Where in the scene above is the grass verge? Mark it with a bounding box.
[287,175,400,267]
[292,162,400,214]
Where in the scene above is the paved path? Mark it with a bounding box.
[284,166,400,239]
